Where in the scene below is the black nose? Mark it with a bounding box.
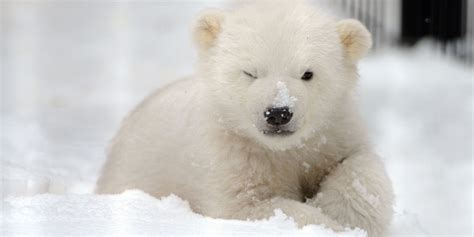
[264,107,293,126]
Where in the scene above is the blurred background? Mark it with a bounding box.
[1,0,472,236]
[323,0,473,62]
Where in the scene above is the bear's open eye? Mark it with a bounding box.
[243,71,257,79]
[301,71,313,81]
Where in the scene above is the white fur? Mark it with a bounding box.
[96,1,393,236]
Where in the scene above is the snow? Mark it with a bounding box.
[302,162,311,173]
[274,81,298,108]
[2,190,366,236]
[359,43,472,236]
[1,2,473,237]
[351,179,381,208]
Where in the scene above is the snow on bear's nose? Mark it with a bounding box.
[273,81,297,109]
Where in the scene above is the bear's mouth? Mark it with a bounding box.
[262,129,294,136]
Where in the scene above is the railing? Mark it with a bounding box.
[316,0,473,64]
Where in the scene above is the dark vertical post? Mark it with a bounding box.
[401,0,467,44]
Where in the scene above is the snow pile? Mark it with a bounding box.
[273,81,297,108]
[2,190,366,236]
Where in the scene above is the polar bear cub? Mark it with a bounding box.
[96,1,394,236]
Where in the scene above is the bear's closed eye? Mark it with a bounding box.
[243,71,257,79]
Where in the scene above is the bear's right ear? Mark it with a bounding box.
[193,9,226,52]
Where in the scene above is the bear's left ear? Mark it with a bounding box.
[192,9,226,52]
[336,19,372,62]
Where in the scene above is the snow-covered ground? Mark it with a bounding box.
[1,1,472,236]
[3,190,367,236]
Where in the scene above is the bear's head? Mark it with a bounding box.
[193,1,371,151]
